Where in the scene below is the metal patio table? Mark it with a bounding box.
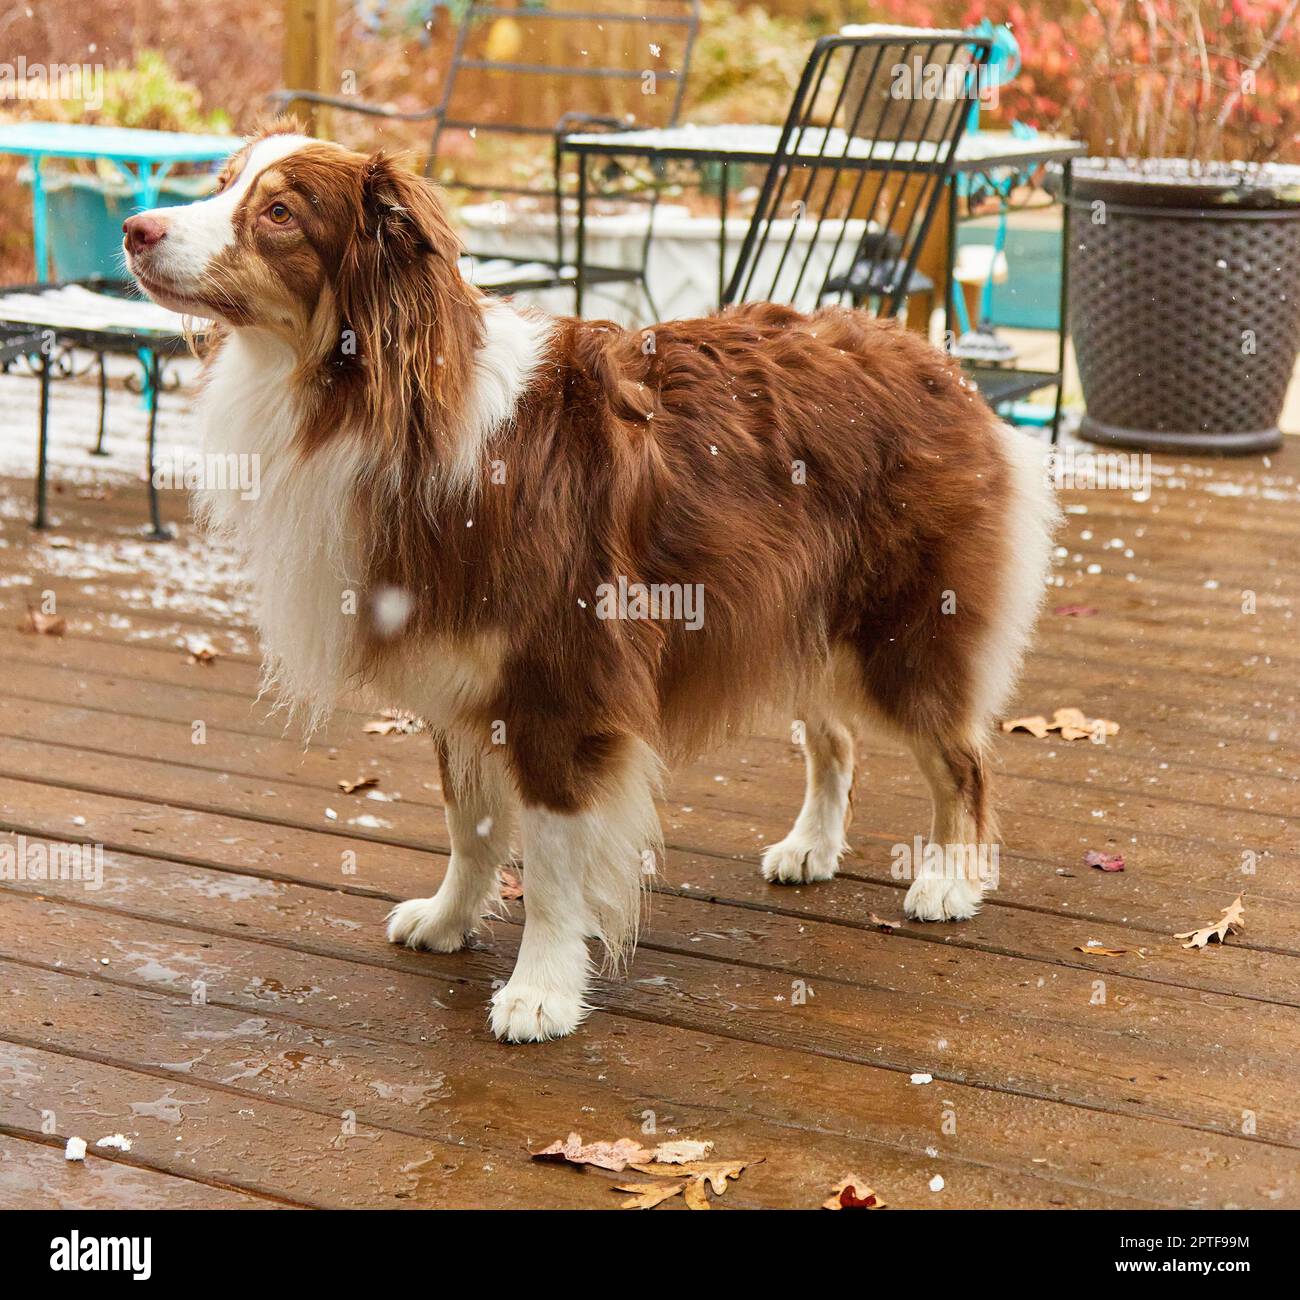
[0,279,195,539]
[560,125,1086,434]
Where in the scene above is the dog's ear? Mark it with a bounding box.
[332,151,482,439]
[358,153,463,266]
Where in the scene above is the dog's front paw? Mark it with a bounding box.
[761,832,842,885]
[489,980,587,1043]
[903,875,983,922]
[386,896,476,953]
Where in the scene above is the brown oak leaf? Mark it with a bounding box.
[614,1181,686,1210]
[338,775,379,794]
[1001,714,1049,738]
[1174,896,1245,949]
[628,1158,758,1195]
[531,1132,653,1172]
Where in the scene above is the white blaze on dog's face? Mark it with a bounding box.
[123,131,365,337]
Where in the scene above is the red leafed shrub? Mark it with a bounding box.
[869,0,1300,162]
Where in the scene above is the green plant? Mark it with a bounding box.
[38,50,232,136]
[686,3,823,125]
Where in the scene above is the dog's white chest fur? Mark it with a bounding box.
[194,302,551,730]
[196,330,368,725]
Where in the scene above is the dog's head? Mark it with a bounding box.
[124,124,483,427]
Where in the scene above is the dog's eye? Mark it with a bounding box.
[266,202,293,225]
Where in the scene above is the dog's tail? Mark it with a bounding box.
[976,422,1062,727]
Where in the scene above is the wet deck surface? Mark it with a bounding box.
[1,419,1298,1209]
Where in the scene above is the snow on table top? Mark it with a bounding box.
[837,24,971,39]
[0,285,200,338]
[563,123,1081,165]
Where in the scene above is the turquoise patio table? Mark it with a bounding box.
[0,121,239,281]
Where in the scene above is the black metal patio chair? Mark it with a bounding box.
[723,28,991,324]
[272,0,700,311]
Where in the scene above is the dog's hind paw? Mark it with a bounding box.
[903,875,983,922]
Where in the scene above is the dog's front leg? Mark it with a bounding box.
[490,736,659,1043]
[387,739,515,952]
[488,805,595,1043]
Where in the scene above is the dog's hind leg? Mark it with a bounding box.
[490,735,661,1043]
[761,716,854,885]
[387,737,515,953]
[901,732,992,921]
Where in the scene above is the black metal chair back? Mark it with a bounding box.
[723,30,992,317]
[429,1,699,192]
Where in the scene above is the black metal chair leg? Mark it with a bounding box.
[33,348,50,530]
[91,351,109,454]
[639,273,662,325]
[144,350,172,541]
[575,153,588,318]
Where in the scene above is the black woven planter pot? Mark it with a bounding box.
[1068,159,1300,455]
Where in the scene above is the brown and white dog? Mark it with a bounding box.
[125,127,1058,1042]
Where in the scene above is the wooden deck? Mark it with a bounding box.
[0,422,1298,1210]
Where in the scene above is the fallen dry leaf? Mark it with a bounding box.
[1175,896,1245,949]
[618,1158,759,1209]
[20,608,65,637]
[498,868,524,900]
[823,1176,887,1210]
[532,1133,653,1172]
[185,642,218,666]
[869,912,904,932]
[1049,707,1120,742]
[614,1181,686,1210]
[1002,707,1119,743]
[1002,714,1049,738]
[1054,604,1099,617]
[338,775,379,794]
[363,710,421,736]
[538,1134,743,1207]
[1074,943,1128,957]
[629,1158,758,1196]
[1084,850,1125,872]
[531,1132,716,1173]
